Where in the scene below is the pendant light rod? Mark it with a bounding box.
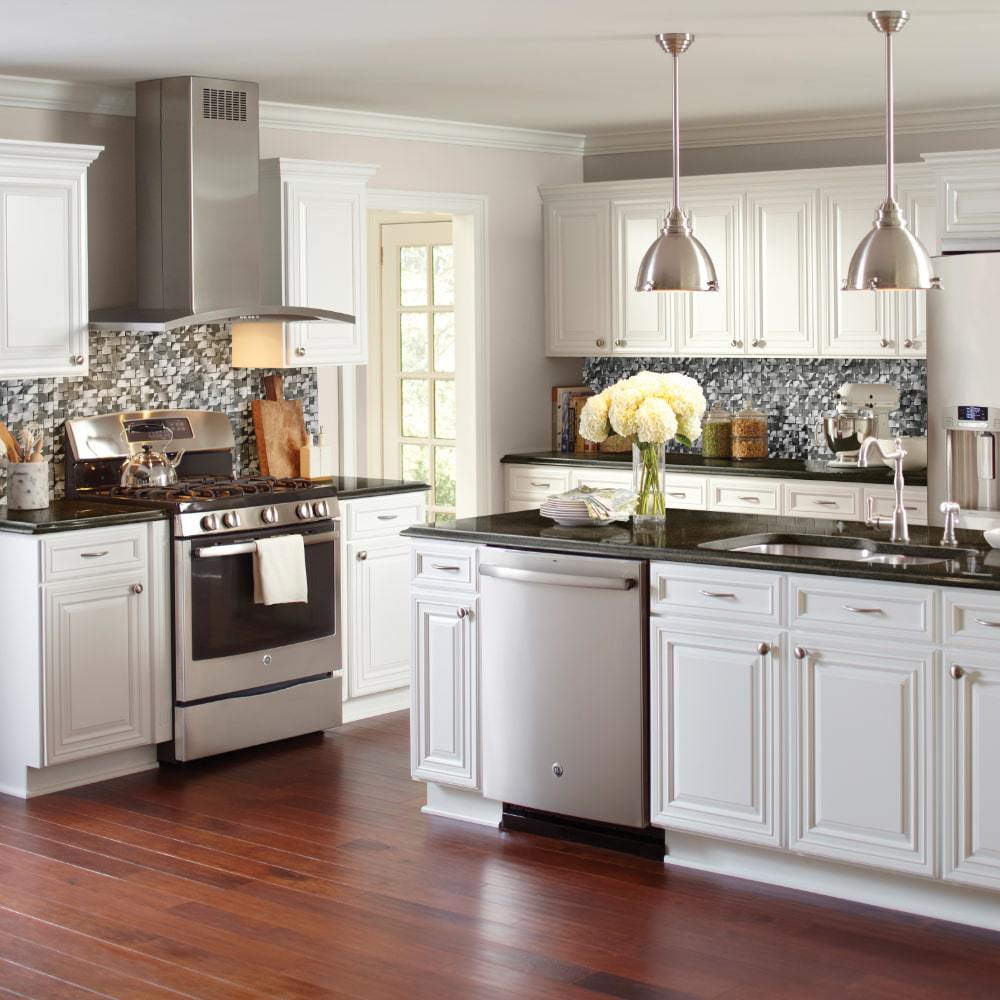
[868,10,909,201]
[656,33,692,215]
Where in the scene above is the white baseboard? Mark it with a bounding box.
[663,831,1000,933]
[421,782,502,828]
[0,745,160,799]
[341,687,410,723]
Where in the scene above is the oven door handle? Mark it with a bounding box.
[194,530,339,558]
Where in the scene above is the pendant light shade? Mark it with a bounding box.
[843,11,940,292]
[636,33,718,293]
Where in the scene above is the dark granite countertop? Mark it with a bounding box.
[0,501,169,534]
[404,508,1000,592]
[318,477,430,500]
[501,451,927,487]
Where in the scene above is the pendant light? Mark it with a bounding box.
[843,11,940,292]
[635,33,718,293]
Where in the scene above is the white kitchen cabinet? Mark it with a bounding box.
[895,179,937,357]
[650,620,781,846]
[0,140,101,379]
[44,574,151,765]
[942,651,1000,890]
[863,484,928,526]
[411,591,478,788]
[340,491,428,721]
[923,150,1000,252]
[789,637,935,876]
[544,198,612,356]
[747,188,818,356]
[253,159,377,367]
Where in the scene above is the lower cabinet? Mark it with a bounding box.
[789,636,935,876]
[650,620,781,846]
[44,574,151,764]
[410,590,478,788]
[942,651,1000,890]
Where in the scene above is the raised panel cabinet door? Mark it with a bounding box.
[675,195,746,356]
[284,183,366,365]
[347,538,412,698]
[943,653,1000,890]
[819,185,894,357]
[611,203,674,355]
[0,183,86,378]
[650,622,781,846]
[789,637,934,875]
[747,189,818,356]
[896,184,937,357]
[545,200,611,356]
[411,592,477,788]
[44,575,151,765]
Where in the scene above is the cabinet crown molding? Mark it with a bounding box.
[260,158,379,184]
[0,138,103,175]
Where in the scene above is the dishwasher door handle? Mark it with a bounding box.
[479,564,638,591]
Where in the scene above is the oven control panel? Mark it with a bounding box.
[176,497,340,538]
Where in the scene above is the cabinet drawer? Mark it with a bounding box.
[708,478,782,515]
[784,483,861,520]
[944,589,1000,648]
[789,575,937,643]
[412,541,477,590]
[505,465,573,501]
[650,561,781,625]
[42,525,147,583]
[663,475,707,510]
[345,493,427,539]
[570,466,631,492]
[863,486,928,526]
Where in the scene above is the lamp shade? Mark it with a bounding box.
[842,198,940,291]
[635,210,718,292]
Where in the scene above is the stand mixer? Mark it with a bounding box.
[818,383,900,467]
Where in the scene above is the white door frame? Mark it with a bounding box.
[354,189,490,516]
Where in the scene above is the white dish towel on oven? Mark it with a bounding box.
[253,534,309,605]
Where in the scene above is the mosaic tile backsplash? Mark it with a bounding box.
[0,326,318,498]
[582,356,927,458]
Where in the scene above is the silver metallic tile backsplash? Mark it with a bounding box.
[0,325,318,498]
[582,356,927,457]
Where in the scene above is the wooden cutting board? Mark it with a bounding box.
[251,375,308,479]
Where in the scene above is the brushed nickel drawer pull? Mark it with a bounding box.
[668,491,688,498]
[813,500,838,506]
[843,605,884,615]
[738,496,761,503]
[376,514,399,521]
[974,618,1000,629]
[81,550,109,558]
[700,589,736,599]
[431,564,462,572]
[529,482,551,488]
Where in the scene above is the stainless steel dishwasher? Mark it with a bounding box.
[479,547,648,828]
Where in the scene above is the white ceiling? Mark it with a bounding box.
[5,0,1000,137]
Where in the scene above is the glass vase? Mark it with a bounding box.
[631,442,666,527]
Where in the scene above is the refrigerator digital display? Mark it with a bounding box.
[958,405,989,422]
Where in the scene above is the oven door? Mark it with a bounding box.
[175,521,341,703]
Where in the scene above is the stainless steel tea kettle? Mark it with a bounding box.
[119,423,184,488]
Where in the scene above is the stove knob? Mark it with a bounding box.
[261,505,278,525]
[312,500,329,518]
[296,502,312,520]
[222,511,241,529]
[200,514,219,532]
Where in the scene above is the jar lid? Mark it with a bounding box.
[736,399,767,420]
[704,404,732,422]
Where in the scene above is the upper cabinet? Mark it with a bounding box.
[258,159,377,367]
[924,149,1000,252]
[541,162,937,360]
[0,140,101,379]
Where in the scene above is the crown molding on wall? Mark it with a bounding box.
[584,104,1000,156]
[0,73,137,117]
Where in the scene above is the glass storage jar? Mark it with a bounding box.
[732,401,768,460]
[701,405,733,459]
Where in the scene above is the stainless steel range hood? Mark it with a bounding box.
[90,76,354,333]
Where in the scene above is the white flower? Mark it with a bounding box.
[678,413,702,445]
[578,390,611,443]
[634,397,678,444]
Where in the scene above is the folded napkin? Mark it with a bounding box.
[253,534,308,605]
[548,485,637,521]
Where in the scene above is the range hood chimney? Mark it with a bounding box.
[90,76,354,332]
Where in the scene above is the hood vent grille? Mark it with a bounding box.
[202,87,247,122]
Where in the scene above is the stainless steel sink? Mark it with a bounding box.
[700,534,978,568]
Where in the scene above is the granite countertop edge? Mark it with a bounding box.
[0,507,169,535]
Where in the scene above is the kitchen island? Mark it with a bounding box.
[404,507,1000,932]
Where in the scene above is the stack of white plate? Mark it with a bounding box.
[539,495,613,527]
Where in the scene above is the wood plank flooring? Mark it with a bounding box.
[0,711,997,999]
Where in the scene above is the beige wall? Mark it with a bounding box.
[583,127,1000,182]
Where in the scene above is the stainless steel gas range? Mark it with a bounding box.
[64,409,342,761]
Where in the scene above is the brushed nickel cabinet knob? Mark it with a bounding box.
[794,646,808,660]
[757,642,770,655]
[357,550,368,561]
[131,583,143,595]
[951,664,965,680]
[295,346,306,357]
[71,354,85,365]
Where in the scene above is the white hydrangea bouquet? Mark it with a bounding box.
[579,371,707,524]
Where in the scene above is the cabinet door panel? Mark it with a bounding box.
[347,539,411,698]
[44,576,151,765]
[612,204,673,355]
[897,184,936,357]
[411,593,477,787]
[790,638,934,875]
[943,653,1000,890]
[651,623,780,845]
[748,190,817,355]
[545,201,611,356]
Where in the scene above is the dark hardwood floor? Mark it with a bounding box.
[0,712,998,999]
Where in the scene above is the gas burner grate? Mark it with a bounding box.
[92,475,316,503]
